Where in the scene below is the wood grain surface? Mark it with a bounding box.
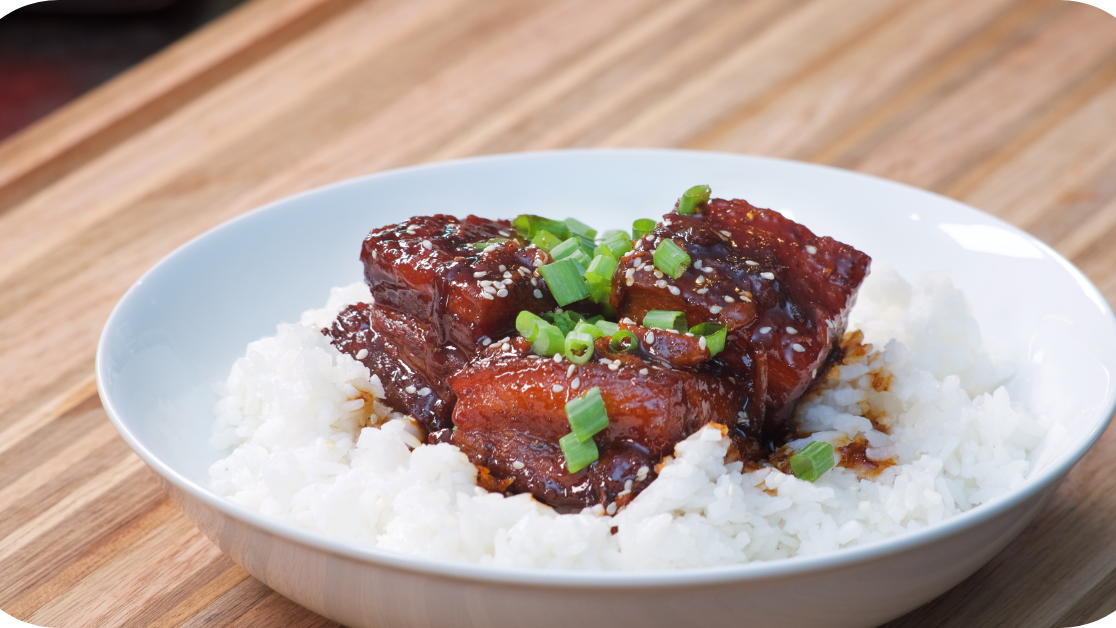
[1,0,1115,626]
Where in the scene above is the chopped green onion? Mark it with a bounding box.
[531,230,564,253]
[653,239,691,279]
[539,259,590,306]
[543,310,581,335]
[585,254,618,305]
[689,322,728,357]
[559,432,599,473]
[568,248,593,270]
[472,238,509,251]
[677,185,712,216]
[513,215,570,240]
[609,329,639,353]
[598,231,633,258]
[563,331,595,364]
[574,320,604,339]
[632,218,657,240]
[789,441,836,482]
[549,238,583,261]
[595,320,620,336]
[564,218,597,240]
[531,323,565,357]
[516,311,546,341]
[566,387,609,442]
[643,310,688,333]
[587,315,605,324]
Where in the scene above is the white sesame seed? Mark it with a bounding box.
[496,288,509,298]
[740,295,752,302]
[355,348,369,360]
[655,279,668,289]
[518,267,531,276]
[503,271,513,279]
[553,353,563,363]
[483,285,497,294]
[473,271,486,278]
[625,268,635,278]
[530,278,538,286]
[500,229,511,237]
[606,502,617,515]
[792,343,805,353]
[653,270,664,279]
[567,365,576,378]
[786,326,798,334]
[501,342,510,351]
[512,461,525,470]
[639,368,648,375]
[668,286,681,295]
[806,245,817,254]
[699,336,707,350]
[702,266,714,274]
[696,275,705,284]
[745,260,759,267]
[553,384,564,392]
[483,245,497,253]
[533,258,544,267]
[480,280,493,287]
[759,327,771,334]
[720,230,732,237]
[534,289,544,298]
[422,240,433,250]
[626,278,634,286]
[645,331,655,344]
[621,318,635,325]
[608,362,620,371]
[694,259,702,269]
[625,479,633,491]
[481,337,493,345]
[481,292,495,300]
[599,358,611,365]
[371,250,378,259]
[570,377,580,390]
[696,288,708,294]
[405,385,417,394]
[637,465,649,480]
[498,265,506,272]
[724,295,735,303]
[760,272,775,280]
[709,305,722,314]
[418,387,431,396]
[685,332,694,337]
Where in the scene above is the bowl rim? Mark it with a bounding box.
[96,147,1116,588]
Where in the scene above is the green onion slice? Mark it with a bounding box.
[632,218,657,240]
[472,238,509,251]
[599,230,633,258]
[609,329,639,353]
[564,218,597,240]
[513,215,570,240]
[539,259,590,306]
[563,331,595,364]
[516,311,546,341]
[568,248,593,270]
[574,320,604,339]
[566,387,608,442]
[643,310,688,333]
[595,320,620,336]
[677,185,712,216]
[789,441,836,482]
[549,238,583,261]
[559,432,599,473]
[653,239,691,279]
[531,324,566,357]
[689,321,727,357]
[531,230,564,253]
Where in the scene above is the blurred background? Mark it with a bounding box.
[0,0,246,141]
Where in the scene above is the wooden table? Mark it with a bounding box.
[2,0,1115,625]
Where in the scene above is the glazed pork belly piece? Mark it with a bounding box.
[438,336,760,512]
[324,215,558,432]
[612,199,871,448]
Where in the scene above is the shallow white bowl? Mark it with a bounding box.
[97,149,1116,628]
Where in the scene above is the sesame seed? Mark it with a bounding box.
[422,240,433,250]
[621,318,635,325]
[709,305,723,314]
[371,250,378,259]
[534,289,544,298]
[626,278,634,286]
[694,259,703,269]
[806,245,817,254]
[512,461,525,469]
[639,368,648,375]
[685,332,694,337]
[499,265,507,272]
[696,288,708,294]
[637,465,649,480]
[720,230,732,237]
[699,336,707,350]
[608,362,620,371]
[503,271,513,279]
[553,353,563,363]
[655,279,668,289]
[501,342,510,351]
[740,295,752,302]
[355,348,369,360]
[724,295,734,303]
[480,292,495,300]
[702,267,714,274]
[599,358,611,365]
[484,245,498,253]
[480,280,493,287]
[696,275,705,285]
[606,502,617,515]
[518,267,531,276]
[625,268,636,278]
[405,385,417,394]
[500,230,511,237]
[759,327,771,334]
[625,479,633,491]
[473,271,486,278]
[570,377,580,390]
[668,286,681,295]
[786,326,798,334]
[418,387,431,396]
[645,331,655,344]
[483,285,497,294]
[653,270,664,279]
[567,365,575,378]
[761,272,775,280]
[792,343,805,353]
[530,278,538,286]
[553,384,564,392]
[533,258,544,267]
[481,337,492,346]
[496,288,509,298]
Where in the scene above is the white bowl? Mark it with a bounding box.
[97,149,1116,628]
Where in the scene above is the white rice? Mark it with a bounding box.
[208,267,1050,570]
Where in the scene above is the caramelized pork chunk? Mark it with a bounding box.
[439,337,761,511]
[612,199,870,447]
